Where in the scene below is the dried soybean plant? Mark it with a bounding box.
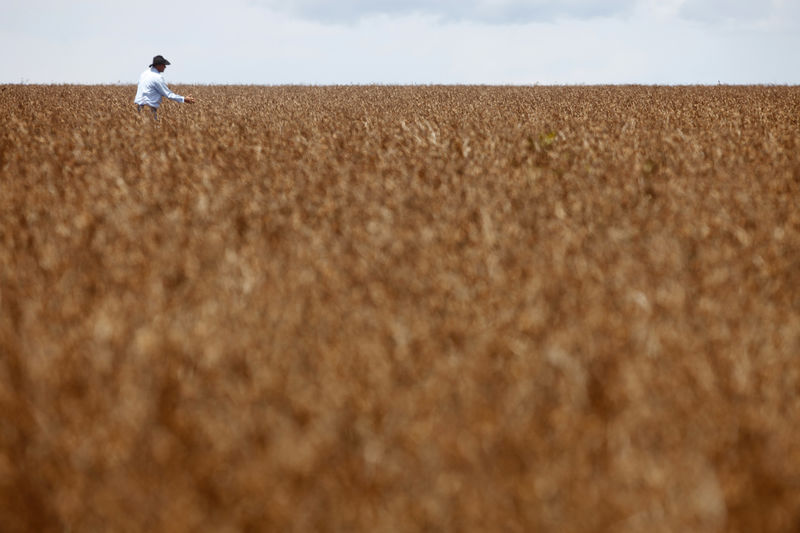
[1,84,800,532]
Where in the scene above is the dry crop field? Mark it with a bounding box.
[1,84,800,532]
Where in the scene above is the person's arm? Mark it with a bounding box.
[155,77,195,104]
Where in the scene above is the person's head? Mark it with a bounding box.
[149,55,171,72]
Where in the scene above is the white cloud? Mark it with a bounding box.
[253,0,638,24]
[680,0,765,21]
[677,0,799,28]
[254,0,800,27]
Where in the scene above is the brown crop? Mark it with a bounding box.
[1,84,800,532]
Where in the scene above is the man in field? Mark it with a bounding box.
[134,55,195,118]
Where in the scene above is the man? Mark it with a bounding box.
[134,55,195,118]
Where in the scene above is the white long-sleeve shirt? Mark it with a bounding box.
[134,67,185,108]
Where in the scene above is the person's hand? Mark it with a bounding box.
[185,95,196,104]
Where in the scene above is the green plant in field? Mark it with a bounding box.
[539,130,558,147]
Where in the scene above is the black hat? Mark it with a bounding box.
[149,55,171,67]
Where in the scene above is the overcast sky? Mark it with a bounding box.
[2,0,799,84]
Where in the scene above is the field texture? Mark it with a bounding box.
[1,84,800,532]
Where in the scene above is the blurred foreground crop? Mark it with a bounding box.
[1,84,800,532]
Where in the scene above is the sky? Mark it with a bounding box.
[1,0,799,85]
